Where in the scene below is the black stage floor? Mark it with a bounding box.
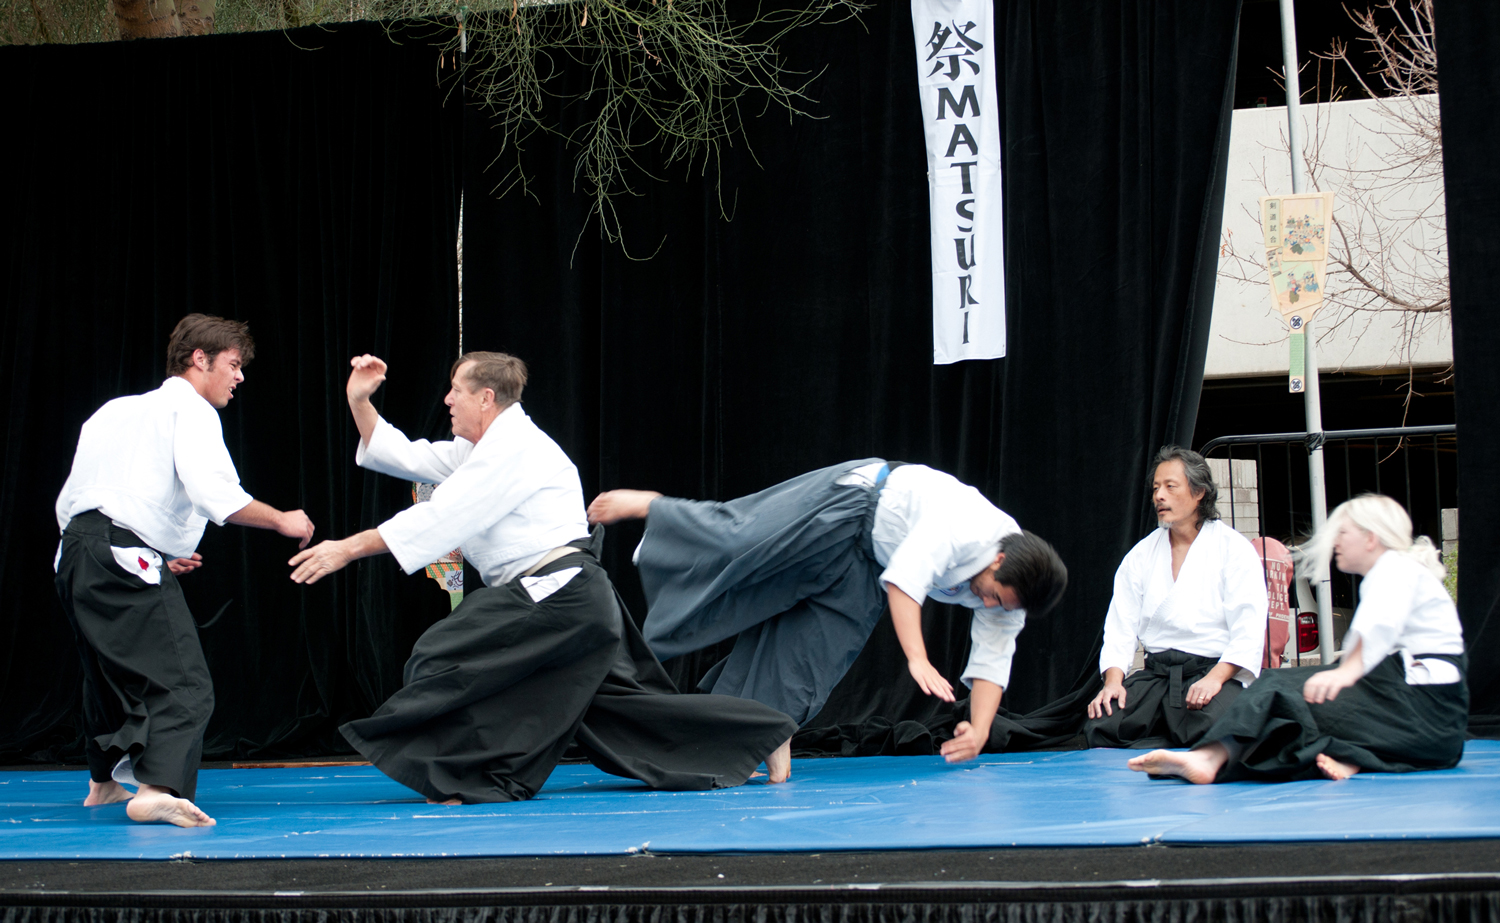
[6,840,1500,891]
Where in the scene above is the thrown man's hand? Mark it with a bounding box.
[940,720,986,763]
[907,658,956,702]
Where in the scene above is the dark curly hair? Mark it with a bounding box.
[165,314,255,376]
[995,531,1068,618]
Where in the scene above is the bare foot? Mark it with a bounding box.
[426,797,462,805]
[765,738,792,784]
[1127,744,1229,784]
[1316,752,1361,781]
[587,490,662,526]
[84,780,133,806]
[126,785,215,827]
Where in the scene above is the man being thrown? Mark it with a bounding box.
[55,314,316,827]
[288,353,797,803]
[1131,494,1465,783]
[588,461,1068,763]
[1085,446,1269,749]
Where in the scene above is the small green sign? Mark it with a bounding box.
[1288,331,1306,393]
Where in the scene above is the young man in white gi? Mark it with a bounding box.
[55,314,316,827]
[1084,445,1269,748]
[588,461,1069,763]
[288,353,796,803]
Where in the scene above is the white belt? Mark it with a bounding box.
[521,545,577,577]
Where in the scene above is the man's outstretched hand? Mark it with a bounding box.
[347,355,388,403]
[288,529,388,585]
[908,658,956,702]
[289,540,352,585]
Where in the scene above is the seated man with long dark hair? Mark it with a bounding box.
[1085,446,1269,749]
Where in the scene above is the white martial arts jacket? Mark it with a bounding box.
[1345,549,1464,684]
[1099,519,1269,685]
[359,402,590,587]
[844,462,1026,692]
[56,376,255,560]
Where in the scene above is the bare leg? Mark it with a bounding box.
[84,779,133,806]
[426,797,462,805]
[1127,742,1230,784]
[1315,752,1361,781]
[587,490,662,526]
[765,737,792,784]
[126,784,215,827]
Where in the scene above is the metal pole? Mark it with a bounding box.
[1278,0,1337,663]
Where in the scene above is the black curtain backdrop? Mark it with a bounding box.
[1435,2,1500,724]
[462,0,1241,734]
[0,1,1249,762]
[0,24,463,762]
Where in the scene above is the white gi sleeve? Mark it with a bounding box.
[959,606,1026,690]
[1344,568,1410,678]
[172,402,253,525]
[1218,536,1271,678]
[356,416,472,483]
[879,518,957,604]
[376,442,562,575]
[1098,550,1146,676]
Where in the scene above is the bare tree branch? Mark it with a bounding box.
[1219,0,1449,409]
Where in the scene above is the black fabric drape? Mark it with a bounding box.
[1435,2,1500,725]
[0,24,463,762]
[462,0,1241,738]
[6,886,1500,921]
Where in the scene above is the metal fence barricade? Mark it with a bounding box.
[1199,425,1458,667]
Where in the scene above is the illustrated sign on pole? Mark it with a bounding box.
[912,0,1005,365]
[1259,192,1335,393]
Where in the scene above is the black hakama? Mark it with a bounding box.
[1205,652,1468,781]
[636,459,892,726]
[339,530,798,804]
[1083,649,1244,749]
[53,511,215,801]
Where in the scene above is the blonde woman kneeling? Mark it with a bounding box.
[1129,494,1466,783]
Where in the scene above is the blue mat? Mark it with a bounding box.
[5,742,1500,859]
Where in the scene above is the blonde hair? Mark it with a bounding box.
[1298,493,1444,581]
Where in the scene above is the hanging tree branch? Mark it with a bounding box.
[383,0,868,243]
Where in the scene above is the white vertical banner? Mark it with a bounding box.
[912,0,1005,364]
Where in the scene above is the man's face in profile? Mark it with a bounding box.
[1153,459,1203,528]
[201,348,244,409]
[445,363,488,442]
[969,555,1021,610]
